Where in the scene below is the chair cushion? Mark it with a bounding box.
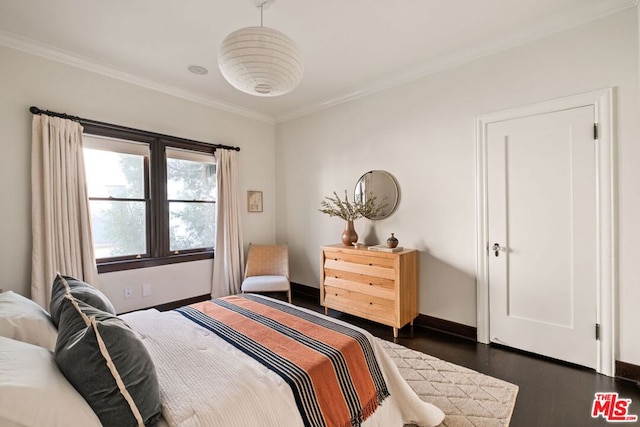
[241,275,290,293]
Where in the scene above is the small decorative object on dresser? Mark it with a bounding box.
[368,244,404,252]
[386,233,399,248]
[320,244,418,338]
[342,220,358,247]
[319,190,386,246]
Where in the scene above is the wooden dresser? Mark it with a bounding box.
[320,244,418,338]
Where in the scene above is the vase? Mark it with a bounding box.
[386,233,398,248]
[341,220,358,246]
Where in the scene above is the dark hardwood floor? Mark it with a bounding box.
[289,292,640,427]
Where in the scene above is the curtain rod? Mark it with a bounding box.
[29,106,241,152]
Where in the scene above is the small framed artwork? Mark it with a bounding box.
[247,190,263,212]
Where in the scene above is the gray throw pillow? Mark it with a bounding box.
[50,274,116,326]
[55,295,161,427]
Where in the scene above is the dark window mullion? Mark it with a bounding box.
[150,139,168,258]
[143,155,151,259]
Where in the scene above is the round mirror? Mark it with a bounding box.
[354,170,399,220]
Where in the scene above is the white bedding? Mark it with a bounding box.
[122,298,444,427]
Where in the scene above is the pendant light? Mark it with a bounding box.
[218,1,303,97]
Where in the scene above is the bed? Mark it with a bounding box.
[0,275,444,427]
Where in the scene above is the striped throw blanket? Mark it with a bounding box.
[176,295,389,427]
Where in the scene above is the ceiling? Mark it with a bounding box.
[0,0,635,123]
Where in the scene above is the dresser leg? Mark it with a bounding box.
[324,307,328,316]
[393,327,398,338]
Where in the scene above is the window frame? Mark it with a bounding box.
[82,123,217,273]
[84,135,151,262]
[166,148,217,254]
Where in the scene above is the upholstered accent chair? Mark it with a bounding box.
[241,244,291,303]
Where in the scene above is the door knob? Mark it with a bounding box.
[492,243,505,257]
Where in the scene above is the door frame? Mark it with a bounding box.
[475,88,615,376]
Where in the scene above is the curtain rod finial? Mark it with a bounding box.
[29,106,41,114]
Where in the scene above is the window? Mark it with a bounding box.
[166,148,216,252]
[84,136,149,260]
[82,127,216,272]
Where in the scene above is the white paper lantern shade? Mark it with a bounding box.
[218,26,303,96]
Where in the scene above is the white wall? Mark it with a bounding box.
[0,45,276,313]
[276,9,640,365]
[98,260,213,314]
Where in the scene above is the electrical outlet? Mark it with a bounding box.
[123,288,133,299]
[142,283,152,297]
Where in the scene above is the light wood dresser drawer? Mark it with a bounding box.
[320,244,418,338]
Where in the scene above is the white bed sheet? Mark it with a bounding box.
[122,297,444,427]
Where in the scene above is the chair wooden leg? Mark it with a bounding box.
[287,289,292,304]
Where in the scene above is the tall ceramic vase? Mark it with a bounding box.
[341,220,358,246]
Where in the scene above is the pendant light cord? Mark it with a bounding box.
[259,2,265,27]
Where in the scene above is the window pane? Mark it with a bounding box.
[169,202,215,251]
[90,200,146,258]
[84,148,145,199]
[167,157,215,201]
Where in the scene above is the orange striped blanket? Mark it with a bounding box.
[176,294,389,427]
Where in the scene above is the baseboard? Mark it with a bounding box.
[291,282,320,300]
[413,314,477,341]
[118,293,210,315]
[152,293,211,312]
[616,360,640,383]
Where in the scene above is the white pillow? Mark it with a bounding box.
[0,291,57,350]
[0,336,101,427]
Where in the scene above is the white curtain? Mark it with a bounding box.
[211,149,244,297]
[31,115,99,308]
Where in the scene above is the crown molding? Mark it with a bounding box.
[0,30,275,125]
[1,0,636,127]
[275,0,638,123]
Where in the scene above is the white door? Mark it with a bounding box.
[487,105,597,369]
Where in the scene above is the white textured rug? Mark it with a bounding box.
[379,340,519,427]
